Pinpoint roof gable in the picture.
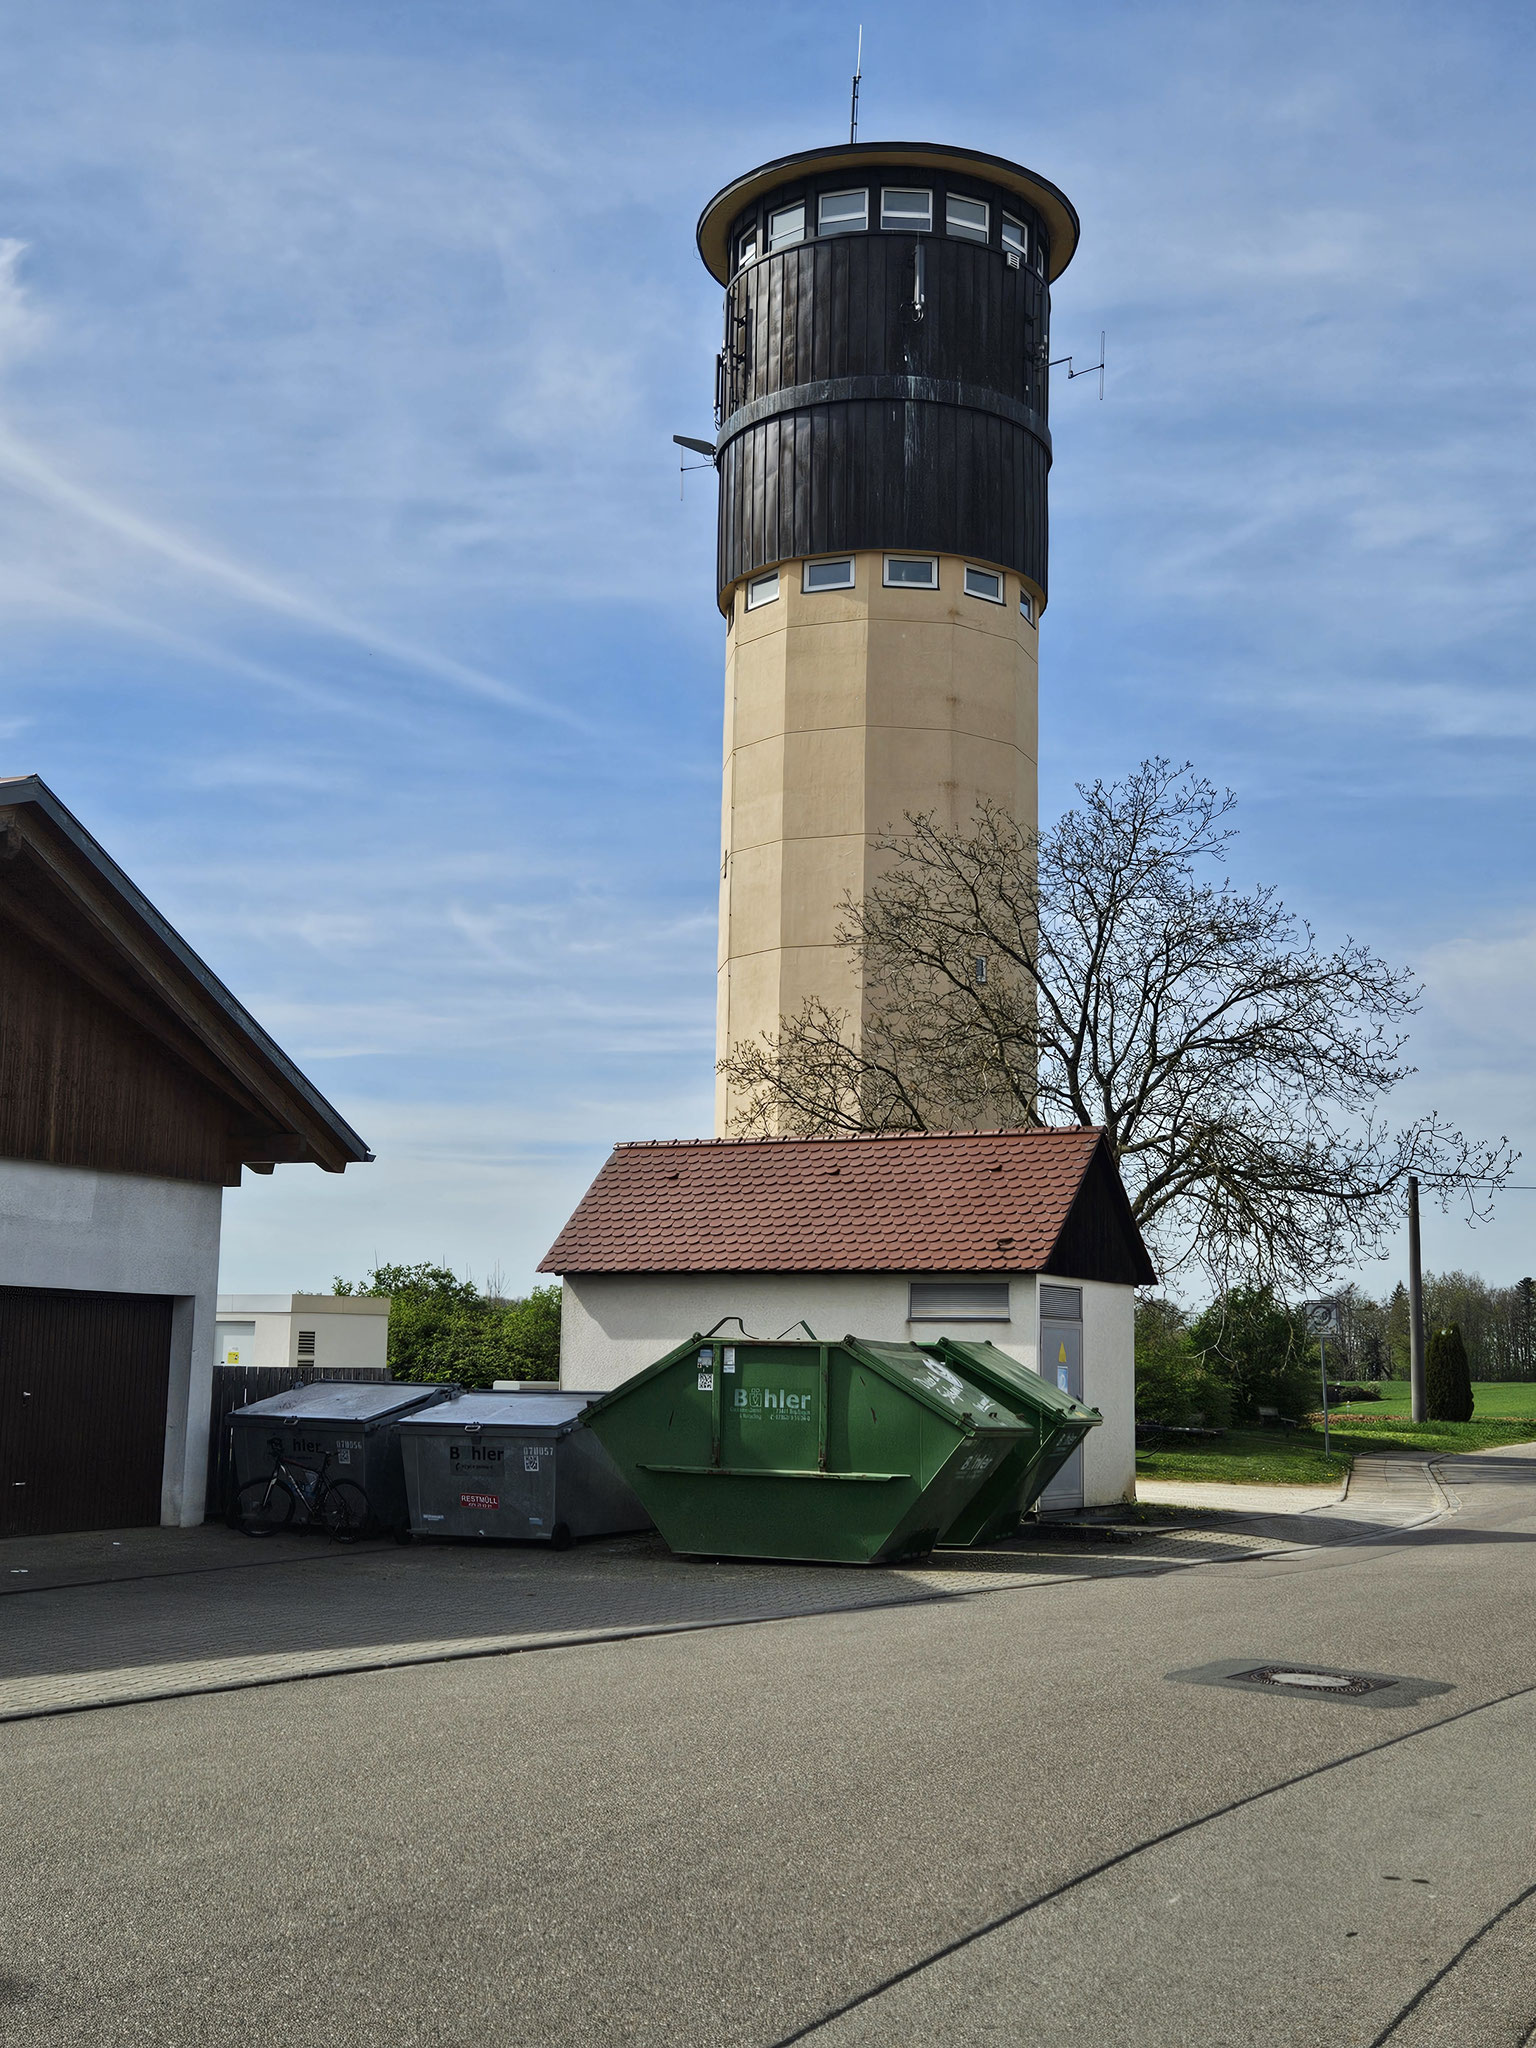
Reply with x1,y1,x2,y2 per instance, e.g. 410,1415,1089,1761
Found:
540,1129,1155,1284
0,776,370,1179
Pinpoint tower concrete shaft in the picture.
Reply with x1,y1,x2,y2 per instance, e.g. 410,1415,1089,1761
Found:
696,143,1078,1134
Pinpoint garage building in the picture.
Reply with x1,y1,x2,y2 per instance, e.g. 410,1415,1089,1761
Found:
0,776,372,1537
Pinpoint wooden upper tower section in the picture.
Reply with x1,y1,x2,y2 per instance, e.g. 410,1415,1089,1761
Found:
697,142,1080,613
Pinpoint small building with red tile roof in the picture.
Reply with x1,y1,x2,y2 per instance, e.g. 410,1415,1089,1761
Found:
541,1127,1154,1511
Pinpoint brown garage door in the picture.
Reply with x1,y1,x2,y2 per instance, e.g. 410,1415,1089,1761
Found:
0,1285,173,1537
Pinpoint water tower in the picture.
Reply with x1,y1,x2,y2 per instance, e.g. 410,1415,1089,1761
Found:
695,142,1080,1131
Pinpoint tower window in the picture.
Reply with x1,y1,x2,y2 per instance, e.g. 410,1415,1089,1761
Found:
946,195,989,244
736,225,759,269
884,555,938,589
1001,214,1027,260
880,188,932,232
964,565,1004,604
818,189,867,235
745,570,780,610
803,557,855,592
767,203,805,251
1019,591,1035,624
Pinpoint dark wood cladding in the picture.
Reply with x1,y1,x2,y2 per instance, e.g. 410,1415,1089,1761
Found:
0,788,370,1177
0,914,235,1184
1048,1146,1159,1288
713,195,1053,605
719,402,1048,598
723,231,1048,415
0,1284,173,1536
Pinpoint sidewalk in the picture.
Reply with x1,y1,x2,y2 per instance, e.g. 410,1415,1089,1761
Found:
1136,1453,1449,1526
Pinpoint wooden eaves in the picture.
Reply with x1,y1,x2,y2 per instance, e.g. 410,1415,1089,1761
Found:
0,775,372,1185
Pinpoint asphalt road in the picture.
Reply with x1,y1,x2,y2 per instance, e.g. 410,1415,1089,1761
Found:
4,1447,1535,2047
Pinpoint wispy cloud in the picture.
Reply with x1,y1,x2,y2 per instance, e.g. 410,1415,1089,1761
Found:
0,420,585,725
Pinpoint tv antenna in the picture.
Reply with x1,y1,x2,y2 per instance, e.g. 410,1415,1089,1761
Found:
849,26,863,144
1049,331,1106,400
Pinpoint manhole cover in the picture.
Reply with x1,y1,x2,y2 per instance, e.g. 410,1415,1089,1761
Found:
1227,1666,1391,1698
1167,1659,1453,1708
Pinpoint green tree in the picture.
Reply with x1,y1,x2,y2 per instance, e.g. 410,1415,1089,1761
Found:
1134,1297,1232,1426
1188,1284,1316,1421
332,1265,561,1388
1425,1324,1473,1422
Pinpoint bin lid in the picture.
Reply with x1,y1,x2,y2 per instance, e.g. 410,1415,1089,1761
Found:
396,1389,595,1436
933,1337,1101,1428
230,1383,452,1426
845,1340,1020,1430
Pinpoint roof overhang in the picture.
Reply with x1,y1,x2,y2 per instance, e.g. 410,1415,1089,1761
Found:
697,140,1080,285
0,774,372,1176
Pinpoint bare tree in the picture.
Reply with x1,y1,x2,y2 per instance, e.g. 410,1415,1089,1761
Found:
719,760,1515,1288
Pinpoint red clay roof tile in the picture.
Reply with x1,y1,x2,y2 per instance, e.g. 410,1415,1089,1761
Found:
539,1128,1117,1274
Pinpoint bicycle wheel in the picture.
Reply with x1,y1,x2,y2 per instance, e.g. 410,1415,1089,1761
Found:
319,1480,371,1542
234,1476,295,1536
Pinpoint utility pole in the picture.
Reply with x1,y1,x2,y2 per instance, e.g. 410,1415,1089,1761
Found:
1408,1174,1427,1423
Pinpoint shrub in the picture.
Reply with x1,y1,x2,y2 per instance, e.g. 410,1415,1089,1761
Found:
1425,1324,1473,1422
1135,1297,1233,1426
333,1264,561,1388
1188,1284,1317,1422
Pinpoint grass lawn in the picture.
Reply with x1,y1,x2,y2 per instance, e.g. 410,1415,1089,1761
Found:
1135,1414,1536,1487
1336,1381,1536,1418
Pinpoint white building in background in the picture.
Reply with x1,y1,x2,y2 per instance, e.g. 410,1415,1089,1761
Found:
215,1293,391,1377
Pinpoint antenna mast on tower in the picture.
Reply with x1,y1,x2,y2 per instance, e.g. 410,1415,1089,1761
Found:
849,26,863,144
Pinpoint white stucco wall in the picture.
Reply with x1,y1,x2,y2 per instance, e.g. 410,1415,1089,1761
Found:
0,1158,223,1527
558,1268,1135,1508
215,1295,390,1374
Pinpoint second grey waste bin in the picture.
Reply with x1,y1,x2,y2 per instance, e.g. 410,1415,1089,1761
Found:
228,1380,455,1533
398,1389,652,1545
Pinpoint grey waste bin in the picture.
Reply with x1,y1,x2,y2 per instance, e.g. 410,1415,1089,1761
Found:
398,1388,652,1546
229,1381,456,1533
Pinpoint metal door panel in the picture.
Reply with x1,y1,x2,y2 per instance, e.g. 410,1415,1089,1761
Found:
1038,1320,1084,1510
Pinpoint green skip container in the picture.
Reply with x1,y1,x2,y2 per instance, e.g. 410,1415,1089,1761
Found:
582,1333,1028,1566
929,1337,1102,1547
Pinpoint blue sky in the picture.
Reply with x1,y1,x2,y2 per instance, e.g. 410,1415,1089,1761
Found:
2,1,1533,1298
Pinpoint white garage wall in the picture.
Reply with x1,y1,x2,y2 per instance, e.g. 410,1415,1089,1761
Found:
559,1268,1135,1507
0,1159,223,1527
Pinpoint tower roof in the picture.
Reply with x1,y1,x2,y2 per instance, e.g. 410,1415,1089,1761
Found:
697,140,1080,284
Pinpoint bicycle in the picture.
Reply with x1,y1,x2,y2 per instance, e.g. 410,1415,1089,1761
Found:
231,1450,371,1542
